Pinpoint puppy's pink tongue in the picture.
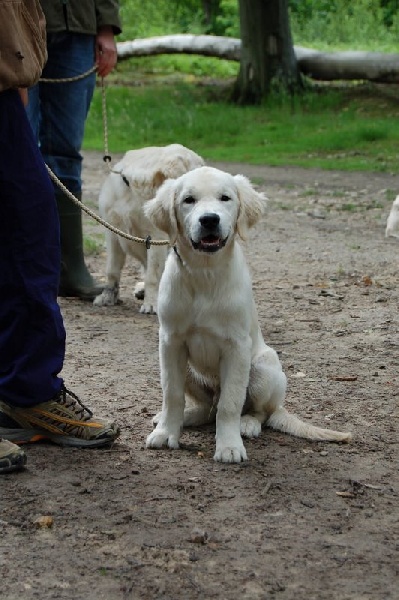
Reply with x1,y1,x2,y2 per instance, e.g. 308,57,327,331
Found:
202,236,220,247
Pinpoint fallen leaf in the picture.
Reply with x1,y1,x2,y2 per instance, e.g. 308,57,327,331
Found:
362,275,373,286
33,515,54,528
189,529,208,544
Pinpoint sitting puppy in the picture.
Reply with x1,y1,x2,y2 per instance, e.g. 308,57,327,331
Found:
145,166,352,463
93,144,204,313
385,195,399,238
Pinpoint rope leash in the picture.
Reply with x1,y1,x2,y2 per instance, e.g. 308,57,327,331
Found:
39,65,98,84
45,165,168,247
39,66,169,248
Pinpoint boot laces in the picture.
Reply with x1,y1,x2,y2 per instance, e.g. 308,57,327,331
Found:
56,385,93,421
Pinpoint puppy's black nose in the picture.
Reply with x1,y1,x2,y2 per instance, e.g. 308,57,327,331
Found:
199,213,220,229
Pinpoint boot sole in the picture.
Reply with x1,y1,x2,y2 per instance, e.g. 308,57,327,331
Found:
0,428,119,448
0,452,27,473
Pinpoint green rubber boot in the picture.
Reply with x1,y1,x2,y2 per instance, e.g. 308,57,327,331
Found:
56,191,104,301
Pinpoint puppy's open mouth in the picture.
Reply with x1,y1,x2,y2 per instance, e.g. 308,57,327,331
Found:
191,235,228,253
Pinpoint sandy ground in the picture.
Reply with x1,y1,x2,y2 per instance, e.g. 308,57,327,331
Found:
1,151,398,600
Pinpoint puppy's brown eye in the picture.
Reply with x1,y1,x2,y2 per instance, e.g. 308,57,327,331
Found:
183,196,196,204
220,194,231,202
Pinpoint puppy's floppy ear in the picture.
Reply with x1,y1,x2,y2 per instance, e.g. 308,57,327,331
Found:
152,170,167,189
144,178,178,243
151,153,204,190
234,174,267,239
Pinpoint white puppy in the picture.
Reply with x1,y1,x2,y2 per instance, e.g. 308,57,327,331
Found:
93,144,204,313
144,166,351,463
385,195,399,238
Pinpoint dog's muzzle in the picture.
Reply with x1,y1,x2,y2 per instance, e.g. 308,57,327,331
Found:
191,213,228,253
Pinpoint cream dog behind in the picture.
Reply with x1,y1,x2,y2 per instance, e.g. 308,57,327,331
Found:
93,144,204,313
145,166,352,463
385,195,399,238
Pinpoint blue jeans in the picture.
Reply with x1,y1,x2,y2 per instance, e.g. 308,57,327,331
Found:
26,32,96,194
0,90,66,407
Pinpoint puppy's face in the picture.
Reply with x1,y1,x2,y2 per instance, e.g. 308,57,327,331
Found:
145,166,266,252
176,168,242,253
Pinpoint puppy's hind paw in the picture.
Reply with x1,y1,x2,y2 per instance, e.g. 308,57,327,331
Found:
152,411,162,425
146,429,180,450
134,281,145,300
140,302,157,315
240,415,262,438
93,285,119,306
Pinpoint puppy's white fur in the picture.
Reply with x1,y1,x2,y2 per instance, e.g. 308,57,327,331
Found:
93,144,204,313
385,195,399,239
144,166,351,463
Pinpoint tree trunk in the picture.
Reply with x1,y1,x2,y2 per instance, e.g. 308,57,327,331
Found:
233,0,302,104
116,35,399,84
202,0,219,29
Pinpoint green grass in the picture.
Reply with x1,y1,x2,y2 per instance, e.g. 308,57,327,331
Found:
84,80,399,173
83,235,104,256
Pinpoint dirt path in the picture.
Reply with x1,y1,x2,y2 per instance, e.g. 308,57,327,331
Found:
2,152,398,600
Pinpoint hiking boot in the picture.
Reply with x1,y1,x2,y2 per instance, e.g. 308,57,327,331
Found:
0,439,27,473
0,385,120,448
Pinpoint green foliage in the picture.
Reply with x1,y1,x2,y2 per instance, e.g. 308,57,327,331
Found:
119,0,239,39
85,82,399,173
119,0,399,52
290,0,399,51
117,0,399,79
85,1,399,174
119,0,169,39
114,54,237,79
214,0,240,37
117,0,239,78
380,0,399,26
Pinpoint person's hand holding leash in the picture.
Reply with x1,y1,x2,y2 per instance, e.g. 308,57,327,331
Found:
96,26,118,77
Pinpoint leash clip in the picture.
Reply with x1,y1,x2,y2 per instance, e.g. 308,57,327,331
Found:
145,236,152,249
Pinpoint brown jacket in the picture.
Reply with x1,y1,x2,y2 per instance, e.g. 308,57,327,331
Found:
0,0,47,91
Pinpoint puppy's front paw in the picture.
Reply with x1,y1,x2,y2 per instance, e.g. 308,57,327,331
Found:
146,427,180,450
214,442,247,463
241,415,262,438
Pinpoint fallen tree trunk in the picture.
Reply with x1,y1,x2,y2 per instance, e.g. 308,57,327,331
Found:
295,47,399,83
117,34,241,62
117,34,399,83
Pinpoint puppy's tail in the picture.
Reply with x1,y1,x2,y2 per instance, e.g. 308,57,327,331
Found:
267,407,352,443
